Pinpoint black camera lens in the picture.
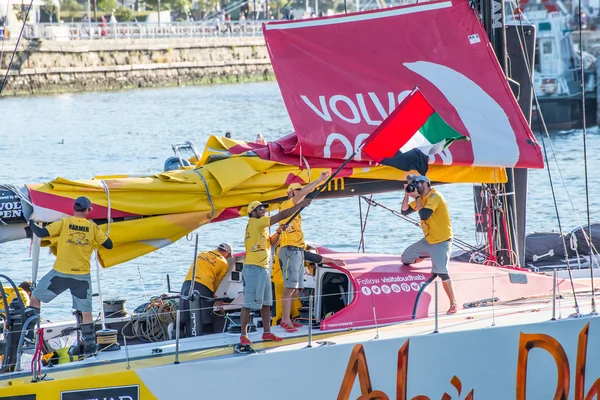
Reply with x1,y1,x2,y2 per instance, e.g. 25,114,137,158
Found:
405,183,416,193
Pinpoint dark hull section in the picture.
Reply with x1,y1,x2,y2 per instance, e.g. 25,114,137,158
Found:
532,95,597,131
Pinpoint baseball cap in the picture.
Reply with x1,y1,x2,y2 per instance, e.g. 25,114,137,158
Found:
288,183,302,191
74,196,92,211
407,174,430,183
247,201,269,214
217,243,233,254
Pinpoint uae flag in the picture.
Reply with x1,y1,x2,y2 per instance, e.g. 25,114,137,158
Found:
362,87,468,176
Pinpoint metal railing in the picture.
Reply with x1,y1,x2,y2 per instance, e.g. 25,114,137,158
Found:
2,270,593,376
23,20,266,41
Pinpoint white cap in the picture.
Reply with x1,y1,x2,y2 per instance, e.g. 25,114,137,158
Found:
217,243,233,254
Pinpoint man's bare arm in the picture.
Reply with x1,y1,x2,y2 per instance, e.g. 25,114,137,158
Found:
292,171,330,205
269,199,311,225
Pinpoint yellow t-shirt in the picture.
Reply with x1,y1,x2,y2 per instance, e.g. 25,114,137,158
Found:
279,198,304,248
46,216,109,275
0,287,30,310
409,188,452,244
184,250,229,293
244,216,271,268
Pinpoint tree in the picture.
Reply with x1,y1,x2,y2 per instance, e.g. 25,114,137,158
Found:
98,0,118,12
115,5,134,20
195,0,219,15
287,0,339,14
60,0,82,21
42,0,59,22
171,0,190,17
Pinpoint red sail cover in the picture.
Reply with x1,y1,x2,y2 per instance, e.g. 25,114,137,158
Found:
263,0,544,169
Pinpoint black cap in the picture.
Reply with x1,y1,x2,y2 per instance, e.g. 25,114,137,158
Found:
74,196,92,211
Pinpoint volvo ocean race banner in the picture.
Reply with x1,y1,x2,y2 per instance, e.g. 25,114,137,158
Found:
263,0,544,169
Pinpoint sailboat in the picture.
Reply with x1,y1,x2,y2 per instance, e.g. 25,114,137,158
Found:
1,0,599,398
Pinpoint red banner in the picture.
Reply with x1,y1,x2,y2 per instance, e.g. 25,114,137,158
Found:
263,0,544,169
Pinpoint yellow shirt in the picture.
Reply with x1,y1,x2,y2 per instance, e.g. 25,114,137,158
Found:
244,216,271,268
46,216,109,275
409,188,452,244
279,198,304,248
0,287,29,310
184,250,229,293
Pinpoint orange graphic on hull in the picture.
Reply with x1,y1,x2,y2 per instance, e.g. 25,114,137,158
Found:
338,340,473,400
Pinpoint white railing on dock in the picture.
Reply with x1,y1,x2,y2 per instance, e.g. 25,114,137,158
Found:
23,21,266,41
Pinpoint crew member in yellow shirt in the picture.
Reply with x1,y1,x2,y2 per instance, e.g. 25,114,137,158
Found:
240,198,309,347
278,171,330,332
179,243,232,336
27,196,113,354
400,175,457,314
0,281,32,312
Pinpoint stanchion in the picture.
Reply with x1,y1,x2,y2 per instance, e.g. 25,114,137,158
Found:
174,309,181,364
433,281,439,334
552,268,557,321
307,295,313,348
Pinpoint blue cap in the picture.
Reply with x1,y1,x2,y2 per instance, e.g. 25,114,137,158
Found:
407,174,430,183
74,196,92,211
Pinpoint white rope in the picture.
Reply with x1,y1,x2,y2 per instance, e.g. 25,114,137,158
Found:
95,179,112,330
301,156,312,183
193,169,215,222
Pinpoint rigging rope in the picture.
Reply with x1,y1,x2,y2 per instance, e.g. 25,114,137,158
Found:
510,3,585,312
0,0,34,95
357,195,373,253
358,195,493,261
577,0,597,312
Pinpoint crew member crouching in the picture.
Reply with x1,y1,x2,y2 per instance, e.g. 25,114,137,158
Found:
179,243,232,336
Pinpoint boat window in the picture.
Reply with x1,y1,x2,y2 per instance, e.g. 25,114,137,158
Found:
542,41,553,55
320,271,349,319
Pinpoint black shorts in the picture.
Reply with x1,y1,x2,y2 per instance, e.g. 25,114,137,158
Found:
179,281,215,334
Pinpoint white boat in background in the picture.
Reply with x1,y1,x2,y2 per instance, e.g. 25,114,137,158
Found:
508,1,597,130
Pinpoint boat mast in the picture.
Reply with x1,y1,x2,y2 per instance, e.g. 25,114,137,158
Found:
480,0,529,268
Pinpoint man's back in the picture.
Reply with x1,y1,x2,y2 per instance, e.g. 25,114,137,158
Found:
185,250,229,292
47,216,108,275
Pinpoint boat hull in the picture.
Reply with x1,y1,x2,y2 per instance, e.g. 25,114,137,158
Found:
2,312,599,399
532,95,597,131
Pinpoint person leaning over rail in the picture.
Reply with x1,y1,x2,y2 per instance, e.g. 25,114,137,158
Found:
278,170,330,332
179,243,232,336
27,196,113,354
400,175,458,315
240,199,310,347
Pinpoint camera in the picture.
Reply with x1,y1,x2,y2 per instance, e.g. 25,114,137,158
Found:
405,183,417,193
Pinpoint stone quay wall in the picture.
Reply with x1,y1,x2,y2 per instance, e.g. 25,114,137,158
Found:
0,37,273,96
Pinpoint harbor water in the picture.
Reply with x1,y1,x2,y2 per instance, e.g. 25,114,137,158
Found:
1,81,599,321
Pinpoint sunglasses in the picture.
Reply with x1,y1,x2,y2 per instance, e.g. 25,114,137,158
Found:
255,206,266,211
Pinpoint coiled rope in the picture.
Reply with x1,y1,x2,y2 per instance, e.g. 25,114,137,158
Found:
122,296,179,342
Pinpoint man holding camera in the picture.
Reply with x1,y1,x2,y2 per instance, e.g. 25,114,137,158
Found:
400,175,457,314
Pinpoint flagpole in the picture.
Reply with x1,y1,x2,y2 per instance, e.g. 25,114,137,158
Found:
284,143,366,225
